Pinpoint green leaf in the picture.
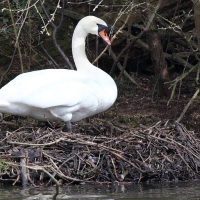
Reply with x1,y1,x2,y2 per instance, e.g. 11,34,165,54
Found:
3,18,8,24
7,27,13,32
48,61,53,65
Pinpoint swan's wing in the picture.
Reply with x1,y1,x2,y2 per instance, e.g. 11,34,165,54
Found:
26,80,99,109
0,69,99,110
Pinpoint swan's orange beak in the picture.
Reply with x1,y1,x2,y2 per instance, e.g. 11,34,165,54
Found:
99,29,111,45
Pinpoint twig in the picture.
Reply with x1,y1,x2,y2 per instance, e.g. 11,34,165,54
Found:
39,0,74,69
0,47,17,85
28,165,59,200
5,161,60,199
14,0,31,48
177,149,193,171
177,88,200,122
7,136,66,146
144,0,162,31
106,149,146,173
110,0,162,76
92,7,132,66
167,64,199,106
7,0,24,73
140,128,200,161
116,39,130,84
20,150,28,189
109,48,139,86
38,40,60,68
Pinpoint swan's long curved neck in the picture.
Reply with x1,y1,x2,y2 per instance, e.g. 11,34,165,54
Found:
71,21,116,89
72,24,92,71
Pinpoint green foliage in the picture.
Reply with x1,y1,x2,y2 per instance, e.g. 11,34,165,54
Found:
2,17,8,24
0,158,9,172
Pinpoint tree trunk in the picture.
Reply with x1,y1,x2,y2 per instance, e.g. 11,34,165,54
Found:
146,29,170,96
191,0,200,50
140,0,170,96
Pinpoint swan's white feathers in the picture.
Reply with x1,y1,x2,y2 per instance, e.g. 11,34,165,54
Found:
0,69,102,121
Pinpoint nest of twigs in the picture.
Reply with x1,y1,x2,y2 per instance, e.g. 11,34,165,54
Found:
0,118,200,186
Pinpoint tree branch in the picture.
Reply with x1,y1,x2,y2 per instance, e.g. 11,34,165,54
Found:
177,88,200,123
39,0,74,69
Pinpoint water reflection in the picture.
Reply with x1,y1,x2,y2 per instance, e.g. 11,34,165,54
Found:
0,181,200,200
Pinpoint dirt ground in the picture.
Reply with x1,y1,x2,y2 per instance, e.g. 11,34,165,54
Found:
108,74,200,134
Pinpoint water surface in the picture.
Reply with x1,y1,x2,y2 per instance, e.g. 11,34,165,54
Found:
0,181,200,200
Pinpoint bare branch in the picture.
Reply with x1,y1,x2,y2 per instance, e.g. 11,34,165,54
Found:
39,0,74,69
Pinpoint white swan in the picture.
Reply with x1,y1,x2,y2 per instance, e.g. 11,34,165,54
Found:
0,16,117,132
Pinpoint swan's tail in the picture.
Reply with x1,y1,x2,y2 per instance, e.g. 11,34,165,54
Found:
0,100,10,119
0,100,10,107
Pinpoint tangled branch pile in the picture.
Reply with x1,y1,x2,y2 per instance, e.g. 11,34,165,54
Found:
0,120,200,186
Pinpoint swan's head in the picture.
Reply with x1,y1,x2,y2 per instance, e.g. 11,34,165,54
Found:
79,16,111,45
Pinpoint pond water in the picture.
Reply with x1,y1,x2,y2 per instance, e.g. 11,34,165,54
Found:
0,181,200,200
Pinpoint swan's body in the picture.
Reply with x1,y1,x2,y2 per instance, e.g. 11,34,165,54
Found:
0,16,117,131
